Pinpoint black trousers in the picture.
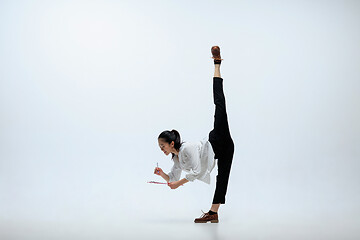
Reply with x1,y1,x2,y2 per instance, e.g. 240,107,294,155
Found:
208,77,235,204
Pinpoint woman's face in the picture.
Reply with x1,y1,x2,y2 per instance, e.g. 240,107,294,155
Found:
158,138,174,156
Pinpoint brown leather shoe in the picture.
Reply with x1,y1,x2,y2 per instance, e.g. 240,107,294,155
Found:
211,46,222,64
194,210,219,223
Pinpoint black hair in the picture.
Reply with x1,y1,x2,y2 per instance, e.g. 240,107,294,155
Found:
158,129,183,159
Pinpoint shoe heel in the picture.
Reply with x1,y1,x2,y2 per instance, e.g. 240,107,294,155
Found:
211,220,219,223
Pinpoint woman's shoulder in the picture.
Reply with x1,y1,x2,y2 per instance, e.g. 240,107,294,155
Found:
180,141,201,154
180,141,196,149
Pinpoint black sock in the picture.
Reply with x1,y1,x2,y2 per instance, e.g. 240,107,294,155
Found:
208,210,217,215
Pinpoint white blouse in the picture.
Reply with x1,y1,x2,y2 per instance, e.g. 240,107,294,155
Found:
167,136,216,184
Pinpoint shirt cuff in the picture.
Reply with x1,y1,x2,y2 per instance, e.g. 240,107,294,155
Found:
168,172,174,182
185,174,197,182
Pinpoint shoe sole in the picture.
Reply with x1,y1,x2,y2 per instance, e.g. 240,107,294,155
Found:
194,220,219,223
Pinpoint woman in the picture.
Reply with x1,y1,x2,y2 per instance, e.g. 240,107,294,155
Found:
154,46,235,223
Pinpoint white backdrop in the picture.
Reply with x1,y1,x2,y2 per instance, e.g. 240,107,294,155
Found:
1,0,359,239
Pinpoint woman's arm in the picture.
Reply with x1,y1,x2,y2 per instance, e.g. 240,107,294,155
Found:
179,178,189,185
168,178,189,189
183,146,202,182
167,159,182,182
154,167,170,182
160,171,170,182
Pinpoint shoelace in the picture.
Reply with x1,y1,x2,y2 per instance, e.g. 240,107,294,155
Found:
199,210,209,218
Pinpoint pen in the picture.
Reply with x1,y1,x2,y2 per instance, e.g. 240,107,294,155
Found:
148,181,167,184
157,162,159,173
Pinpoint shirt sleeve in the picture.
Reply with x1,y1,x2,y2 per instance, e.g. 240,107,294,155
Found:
183,145,202,182
167,158,182,182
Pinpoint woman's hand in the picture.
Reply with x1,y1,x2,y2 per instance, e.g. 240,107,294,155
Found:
168,181,181,189
154,167,163,176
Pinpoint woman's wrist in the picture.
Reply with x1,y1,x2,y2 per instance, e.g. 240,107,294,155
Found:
179,178,189,185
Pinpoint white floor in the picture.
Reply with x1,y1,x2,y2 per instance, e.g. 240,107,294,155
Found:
2,213,359,240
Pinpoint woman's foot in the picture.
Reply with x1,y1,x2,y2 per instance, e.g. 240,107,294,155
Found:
211,46,222,64
194,210,219,223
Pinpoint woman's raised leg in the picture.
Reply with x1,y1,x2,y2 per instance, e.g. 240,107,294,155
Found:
195,46,234,223
214,63,221,78
209,47,234,210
